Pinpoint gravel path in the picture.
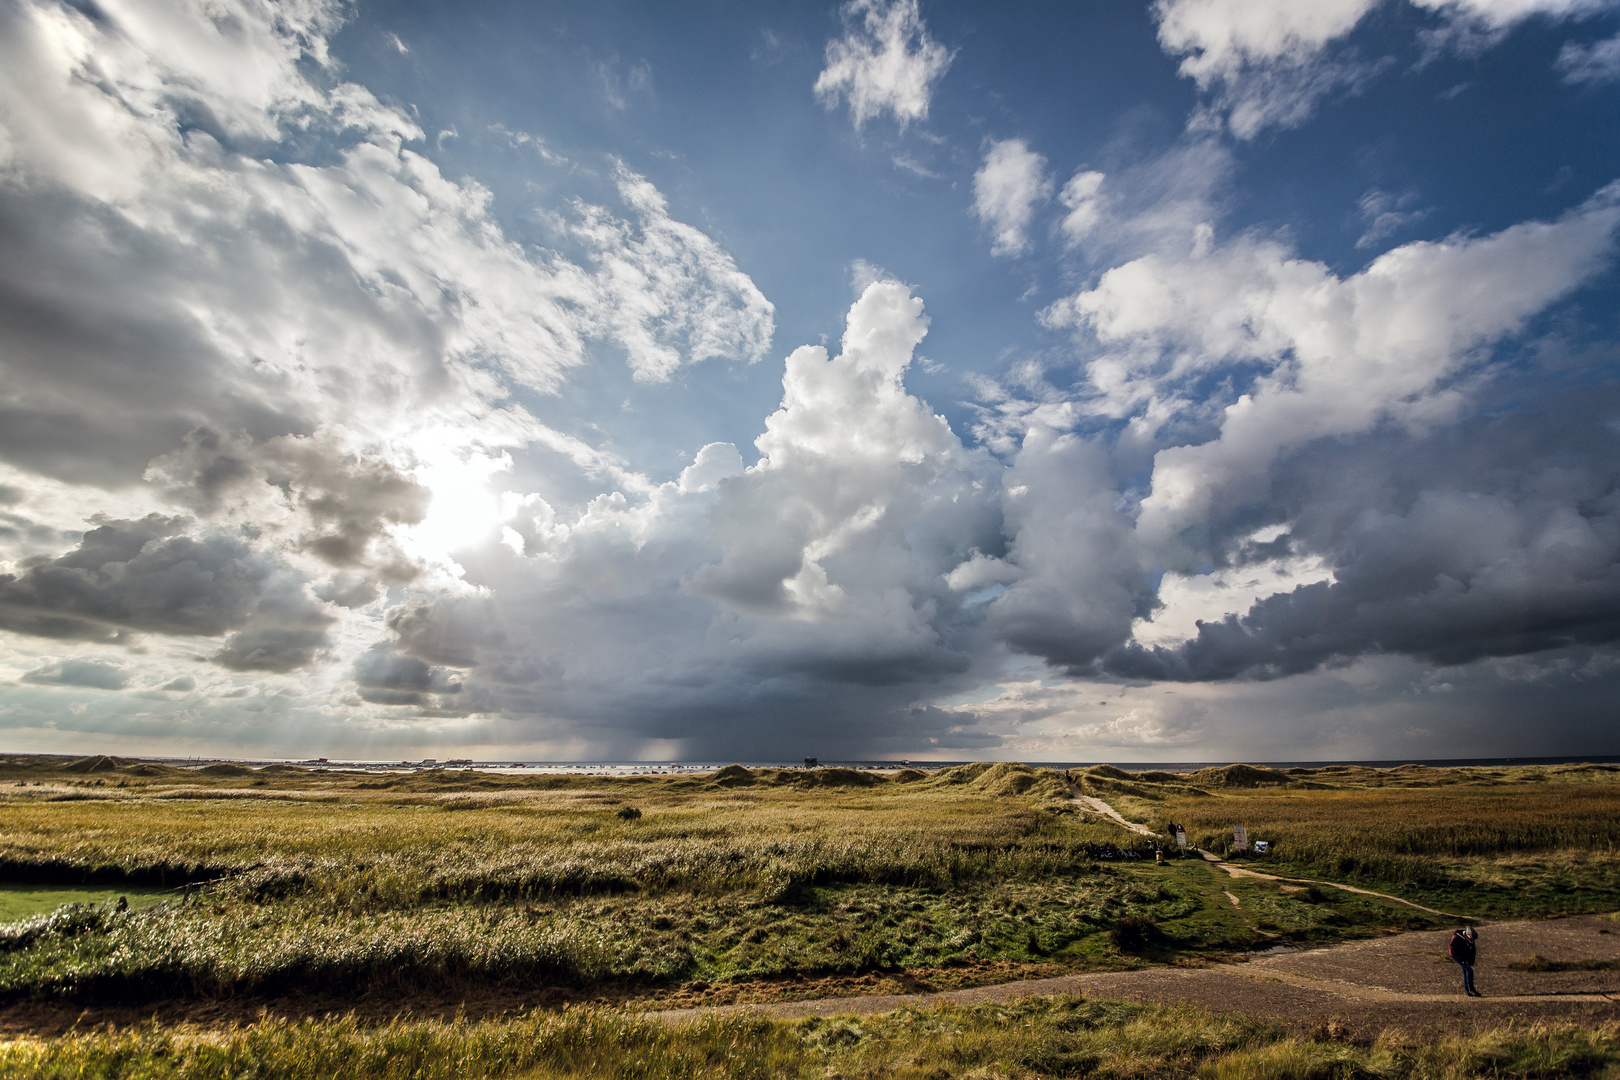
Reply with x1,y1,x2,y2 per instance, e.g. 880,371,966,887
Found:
647,916,1620,1034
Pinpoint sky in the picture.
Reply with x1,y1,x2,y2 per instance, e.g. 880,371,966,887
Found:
1,0,1619,763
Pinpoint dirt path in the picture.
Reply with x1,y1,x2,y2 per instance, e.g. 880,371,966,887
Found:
1199,853,1466,919
648,916,1620,1035
1066,783,1156,836
1069,785,1463,919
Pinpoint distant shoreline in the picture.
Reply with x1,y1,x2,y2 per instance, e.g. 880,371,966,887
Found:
4,752,1618,776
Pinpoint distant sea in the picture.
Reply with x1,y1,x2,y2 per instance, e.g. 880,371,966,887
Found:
271,754,1620,772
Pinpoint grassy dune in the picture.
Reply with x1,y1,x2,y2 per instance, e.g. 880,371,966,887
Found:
2,756,1619,1077
0,759,1184,1004
1076,762,1620,917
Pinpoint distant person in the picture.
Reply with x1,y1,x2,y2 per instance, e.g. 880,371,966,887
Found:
1448,926,1480,996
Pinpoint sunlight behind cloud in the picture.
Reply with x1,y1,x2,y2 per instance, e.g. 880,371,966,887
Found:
399,442,513,571
1,0,1618,762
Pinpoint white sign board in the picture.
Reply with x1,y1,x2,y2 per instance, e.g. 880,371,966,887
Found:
1232,825,1248,852
1253,840,1269,854
1175,826,1187,849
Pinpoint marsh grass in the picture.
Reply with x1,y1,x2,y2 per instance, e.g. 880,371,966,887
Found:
1052,762,1620,919
0,763,1188,1003
1,998,1616,1080
2,758,1617,1010
1155,784,1620,916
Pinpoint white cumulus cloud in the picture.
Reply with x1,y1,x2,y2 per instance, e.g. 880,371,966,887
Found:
1057,169,1107,248
1154,0,1619,137
814,0,953,130
1153,0,1380,137
1045,182,1620,563
973,139,1051,258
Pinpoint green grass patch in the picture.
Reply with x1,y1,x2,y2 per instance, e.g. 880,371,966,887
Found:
0,885,170,922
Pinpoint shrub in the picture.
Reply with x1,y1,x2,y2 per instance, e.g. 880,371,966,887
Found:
1109,914,1159,953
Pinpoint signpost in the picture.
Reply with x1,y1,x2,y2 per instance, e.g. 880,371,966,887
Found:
1232,825,1248,853
1175,826,1187,849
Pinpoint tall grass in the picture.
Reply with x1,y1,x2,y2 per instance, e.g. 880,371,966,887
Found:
0,765,1164,1003
2,998,1615,1080
0,867,1186,1002
5,759,1618,1009
0,899,611,1000
0,798,1110,907
1160,784,1620,902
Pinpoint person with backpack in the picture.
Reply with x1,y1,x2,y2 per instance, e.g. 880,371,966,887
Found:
1448,926,1481,996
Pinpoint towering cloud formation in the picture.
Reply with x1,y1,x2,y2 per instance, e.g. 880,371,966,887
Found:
0,0,779,746
382,280,1009,756
1,0,1617,763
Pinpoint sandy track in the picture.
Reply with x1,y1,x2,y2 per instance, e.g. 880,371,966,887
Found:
1069,794,1157,836
1198,851,1466,919
1070,786,1464,919
648,916,1620,1033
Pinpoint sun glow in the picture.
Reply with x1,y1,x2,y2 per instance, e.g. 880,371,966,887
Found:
398,442,514,565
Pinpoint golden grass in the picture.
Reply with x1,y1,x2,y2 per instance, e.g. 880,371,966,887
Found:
1124,769,1620,913
1,757,1617,1013
0,1000,1614,1080
0,762,1178,1003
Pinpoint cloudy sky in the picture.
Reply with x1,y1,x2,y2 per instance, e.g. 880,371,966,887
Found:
1,0,1618,763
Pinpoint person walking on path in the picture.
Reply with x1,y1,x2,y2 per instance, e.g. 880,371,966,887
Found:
1448,926,1481,996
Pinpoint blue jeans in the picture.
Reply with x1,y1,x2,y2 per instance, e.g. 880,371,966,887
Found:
1457,961,1476,994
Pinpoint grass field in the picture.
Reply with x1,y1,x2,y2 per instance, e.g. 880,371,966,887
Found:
1,754,1618,1078
1076,762,1620,919
0,759,1210,1005
2,997,1616,1080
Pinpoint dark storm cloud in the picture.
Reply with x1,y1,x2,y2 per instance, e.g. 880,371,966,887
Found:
21,658,129,691
0,516,269,640
214,580,337,673
982,431,1150,669
385,598,505,667
482,666,1000,761
1102,396,1620,681
764,641,972,686
149,428,431,584
0,514,334,669
0,190,314,487
352,643,464,707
